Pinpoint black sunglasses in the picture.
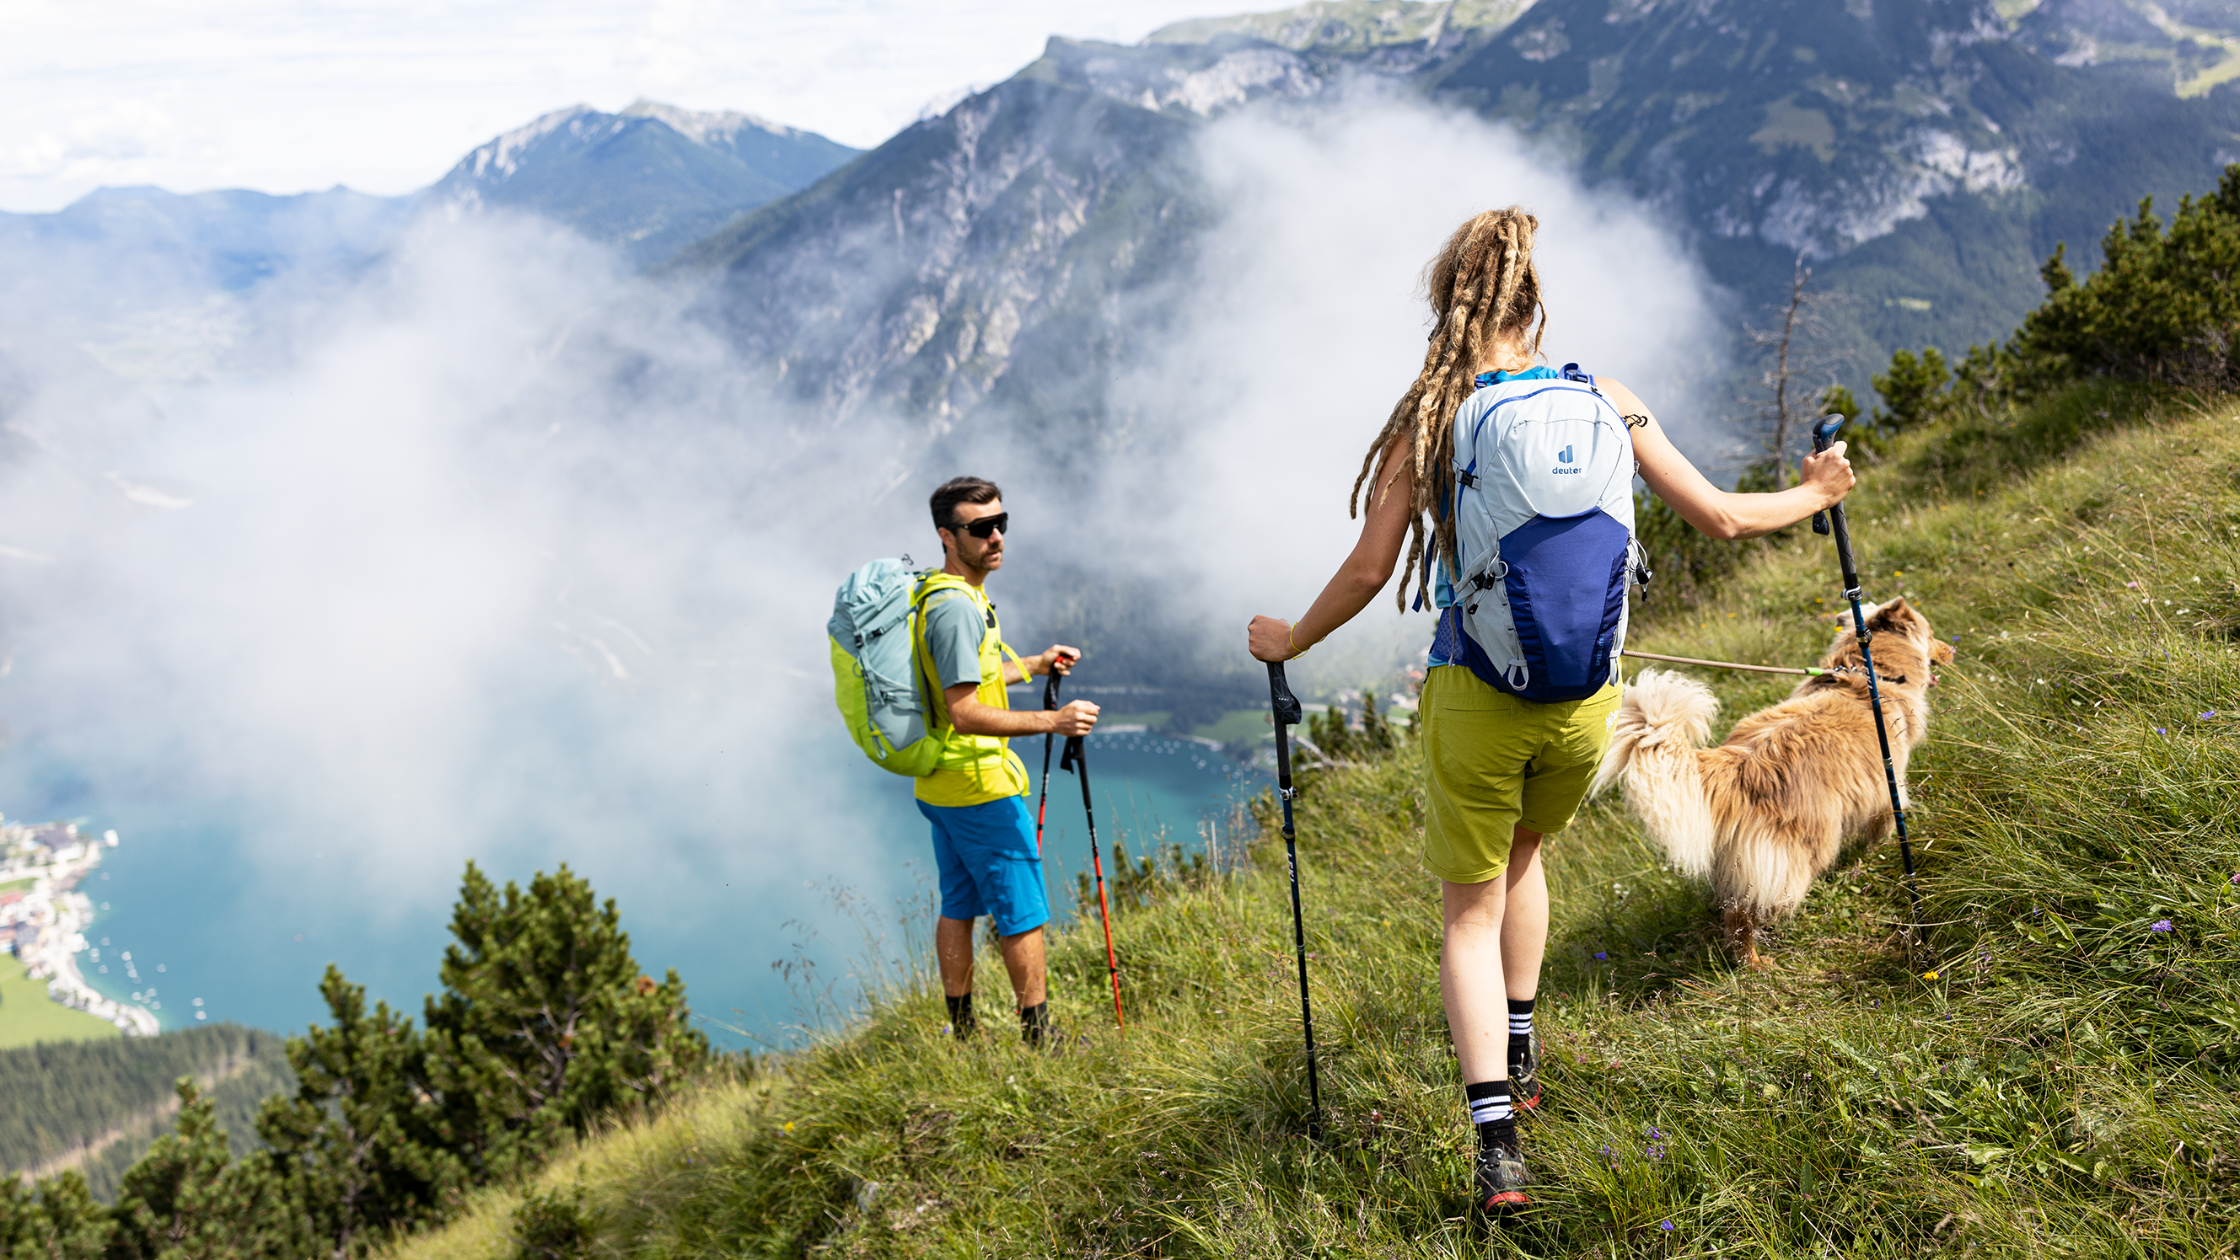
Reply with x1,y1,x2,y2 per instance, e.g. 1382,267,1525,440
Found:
946,511,1008,539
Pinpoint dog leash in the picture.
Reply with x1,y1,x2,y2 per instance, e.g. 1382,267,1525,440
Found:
1622,650,1900,683
1622,650,1822,677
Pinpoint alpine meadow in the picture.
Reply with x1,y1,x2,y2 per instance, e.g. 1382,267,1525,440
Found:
3,0,2240,1257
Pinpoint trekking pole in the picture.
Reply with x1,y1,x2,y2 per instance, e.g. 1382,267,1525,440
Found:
1266,660,1323,1140
1059,729,1125,1027
1033,670,1062,858
1812,415,1927,952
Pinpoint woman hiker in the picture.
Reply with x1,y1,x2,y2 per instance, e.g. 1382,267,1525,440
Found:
1246,206,1856,1213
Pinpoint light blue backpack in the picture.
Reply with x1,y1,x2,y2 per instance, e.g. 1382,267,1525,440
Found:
1446,364,1650,703
827,556,943,776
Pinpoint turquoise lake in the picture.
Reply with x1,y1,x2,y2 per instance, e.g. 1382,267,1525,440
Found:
0,683,1263,1049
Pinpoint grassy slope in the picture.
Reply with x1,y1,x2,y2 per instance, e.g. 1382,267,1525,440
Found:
0,955,122,1050
391,383,2239,1258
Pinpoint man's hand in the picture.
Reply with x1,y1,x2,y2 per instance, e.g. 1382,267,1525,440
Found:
1247,615,1295,663
1051,699,1100,737
1800,440,1855,510
1036,645,1082,676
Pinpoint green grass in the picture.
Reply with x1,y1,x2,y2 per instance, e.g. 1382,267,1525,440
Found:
0,956,123,1051
387,383,2240,1257
1190,707,1273,746
0,877,36,894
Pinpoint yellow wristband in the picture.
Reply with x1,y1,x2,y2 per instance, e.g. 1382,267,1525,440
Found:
1287,621,1311,659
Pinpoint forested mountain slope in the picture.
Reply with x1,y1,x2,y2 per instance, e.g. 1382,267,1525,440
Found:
678,0,2240,448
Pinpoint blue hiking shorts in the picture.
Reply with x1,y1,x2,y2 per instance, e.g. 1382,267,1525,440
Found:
917,795,1050,937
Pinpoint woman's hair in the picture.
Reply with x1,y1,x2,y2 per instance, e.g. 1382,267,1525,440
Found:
1351,207,1544,608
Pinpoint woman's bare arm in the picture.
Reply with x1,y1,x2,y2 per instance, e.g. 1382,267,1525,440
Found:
1602,377,1854,539
1248,441,1415,662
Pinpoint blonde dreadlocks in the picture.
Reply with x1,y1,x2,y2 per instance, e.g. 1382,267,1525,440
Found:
1350,207,1545,609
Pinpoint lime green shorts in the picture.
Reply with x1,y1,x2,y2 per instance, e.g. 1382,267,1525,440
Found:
1420,664,1621,885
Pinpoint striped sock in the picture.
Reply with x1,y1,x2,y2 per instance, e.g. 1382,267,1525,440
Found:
1464,1079,1515,1149
1507,997,1535,1040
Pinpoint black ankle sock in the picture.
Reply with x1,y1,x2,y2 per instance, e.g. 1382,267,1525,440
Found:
1019,1001,1049,1046
945,993,974,1037
1506,997,1535,1041
1464,1079,1516,1150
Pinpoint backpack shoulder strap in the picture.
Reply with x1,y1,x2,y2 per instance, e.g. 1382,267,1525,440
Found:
911,573,988,729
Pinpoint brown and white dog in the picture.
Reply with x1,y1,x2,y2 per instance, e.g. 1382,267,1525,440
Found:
1591,599,1956,967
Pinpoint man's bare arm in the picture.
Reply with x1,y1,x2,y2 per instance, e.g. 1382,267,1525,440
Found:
947,683,1099,737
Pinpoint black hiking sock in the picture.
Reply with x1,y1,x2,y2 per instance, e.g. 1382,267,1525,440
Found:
1019,1001,1049,1046
1507,997,1535,1062
1506,997,1535,1039
1464,1079,1517,1151
946,993,974,1038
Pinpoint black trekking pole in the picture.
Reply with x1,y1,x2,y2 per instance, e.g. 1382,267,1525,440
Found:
1266,661,1323,1139
1812,415,1927,952
1033,669,1062,858
1059,728,1125,1027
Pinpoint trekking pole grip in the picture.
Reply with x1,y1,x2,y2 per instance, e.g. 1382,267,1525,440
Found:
1810,413,1846,538
1267,661,1303,727
1044,667,1062,711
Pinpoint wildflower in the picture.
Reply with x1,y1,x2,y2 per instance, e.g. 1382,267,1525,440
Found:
2127,581,2139,589
2229,872,2240,887
2150,919,2174,933
1645,1125,1664,1139
1661,1220,1675,1232
2202,711,2218,719
783,1121,795,1133
2157,727,2168,735
1647,1144,1667,1160
1594,951,1608,961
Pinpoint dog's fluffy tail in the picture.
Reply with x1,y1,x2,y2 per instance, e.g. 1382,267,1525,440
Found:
1593,669,1720,878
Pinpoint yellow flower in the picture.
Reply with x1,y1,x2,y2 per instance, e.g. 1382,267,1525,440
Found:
783,1122,795,1133
1921,970,1939,980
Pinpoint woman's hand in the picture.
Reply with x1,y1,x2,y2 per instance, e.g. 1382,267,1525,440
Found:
1798,440,1855,509
1247,614,1295,662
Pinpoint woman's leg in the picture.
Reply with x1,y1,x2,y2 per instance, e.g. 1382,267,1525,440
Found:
1441,873,1509,1084
1441,824,1546,1080
1501,827,1546,1001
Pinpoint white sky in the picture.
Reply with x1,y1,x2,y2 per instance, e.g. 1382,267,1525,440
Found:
0,1,1239,212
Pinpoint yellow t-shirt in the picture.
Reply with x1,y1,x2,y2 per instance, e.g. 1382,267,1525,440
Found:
912,576,1030,807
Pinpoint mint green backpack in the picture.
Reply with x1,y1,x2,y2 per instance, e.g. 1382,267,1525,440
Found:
828,557,945,776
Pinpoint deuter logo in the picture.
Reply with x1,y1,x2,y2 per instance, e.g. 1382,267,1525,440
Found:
1552,443,1581,474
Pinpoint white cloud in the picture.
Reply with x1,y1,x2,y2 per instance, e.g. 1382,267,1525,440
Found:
1115,96,1729,688
0,0,1226,210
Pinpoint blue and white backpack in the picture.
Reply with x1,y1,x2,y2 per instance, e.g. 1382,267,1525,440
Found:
1442,364,1651,703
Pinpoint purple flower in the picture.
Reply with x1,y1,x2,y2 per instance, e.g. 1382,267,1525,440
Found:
2150,919,2174,933
2229,872,2240,887
2157,727,2168,735
1645,1125,1665,1139
1593,951,1608,961
1647,1144,1667,1160
2203,711,2219,719
1661,1220,1675,1232
2127,581,2140,589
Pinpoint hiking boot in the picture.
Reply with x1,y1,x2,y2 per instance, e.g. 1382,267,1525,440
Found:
1475,1139,1533,1213
1508,1032,1542,1113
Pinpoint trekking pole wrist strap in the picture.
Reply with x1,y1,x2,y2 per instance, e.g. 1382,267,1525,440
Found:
1287,621,1312,659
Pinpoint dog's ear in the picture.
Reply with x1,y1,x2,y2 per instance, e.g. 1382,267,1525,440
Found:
1864,597,1921,635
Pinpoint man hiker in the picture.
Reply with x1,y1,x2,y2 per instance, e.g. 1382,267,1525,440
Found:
915,476,1099,1044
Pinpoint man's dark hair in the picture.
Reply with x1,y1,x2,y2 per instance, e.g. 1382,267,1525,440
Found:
930,476,1002,529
